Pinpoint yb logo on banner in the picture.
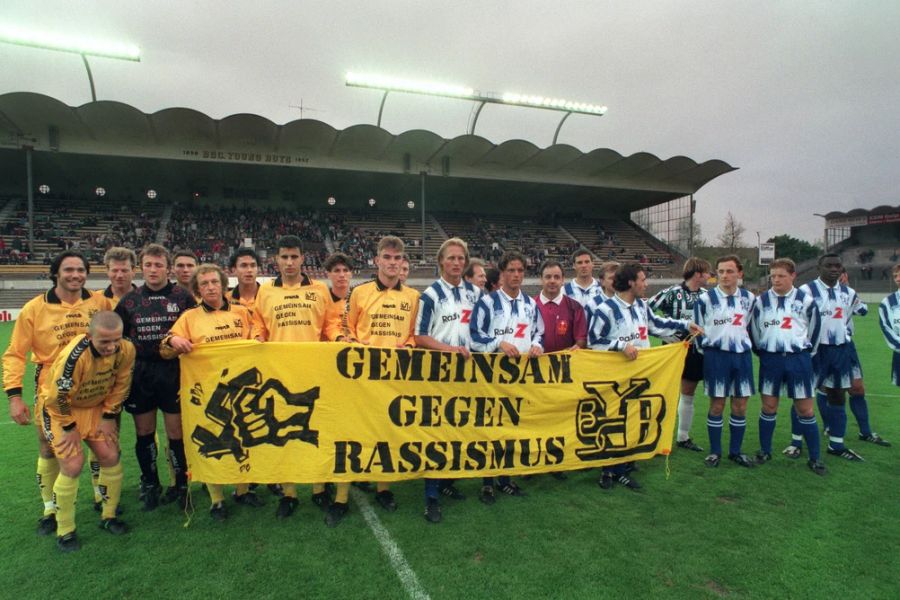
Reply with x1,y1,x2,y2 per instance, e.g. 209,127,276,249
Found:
574,378,665,461
191,367,320,462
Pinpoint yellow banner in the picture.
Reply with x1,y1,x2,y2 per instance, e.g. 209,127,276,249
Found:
179,342,687,484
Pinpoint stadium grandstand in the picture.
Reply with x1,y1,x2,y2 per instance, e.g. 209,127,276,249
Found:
818,206,900,293
0,91,735,304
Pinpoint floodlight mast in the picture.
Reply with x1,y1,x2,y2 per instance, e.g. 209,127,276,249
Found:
0,25,140,102
346,72,606,144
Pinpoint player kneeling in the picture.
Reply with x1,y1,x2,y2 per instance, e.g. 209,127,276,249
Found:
40,311,135,552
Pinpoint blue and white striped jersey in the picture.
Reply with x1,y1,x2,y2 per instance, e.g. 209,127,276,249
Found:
879,291,900,352
588,294,688,351
415,278,482,347
470,289,544,353
564,278,601,307
846,294,868,337
799,278,863,346
693,287,755,353
749,287,820,354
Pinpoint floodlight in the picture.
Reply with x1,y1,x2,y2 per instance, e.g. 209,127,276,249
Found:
38,184,49,194
0,25,140,61
146,189,157,199
95,186,106,197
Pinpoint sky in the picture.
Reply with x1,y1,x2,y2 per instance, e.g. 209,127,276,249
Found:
3,1,899,244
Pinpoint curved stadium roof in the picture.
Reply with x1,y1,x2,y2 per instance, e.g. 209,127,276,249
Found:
0,92,736,215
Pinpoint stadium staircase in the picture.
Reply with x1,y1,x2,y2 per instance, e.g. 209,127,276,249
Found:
0,198,21,226
156,204,173,244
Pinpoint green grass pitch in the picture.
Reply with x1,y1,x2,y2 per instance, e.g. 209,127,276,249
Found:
0,318,897,599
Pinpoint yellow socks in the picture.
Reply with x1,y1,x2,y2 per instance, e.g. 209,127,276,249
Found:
235,483,250,495
98,462,124,520
88,449,102,504
36,456,60,516
335,483,350,504
208,484,225,505
281,483,297,499
52,473,79,537
376,482,390,493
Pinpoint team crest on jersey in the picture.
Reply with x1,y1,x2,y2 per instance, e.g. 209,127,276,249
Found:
191,367,319,463
791,300,804,314
305,291,317,301
740,297,752,311
56,376,74,392
401,302,411,312
574,378,666,461
166,303,180,313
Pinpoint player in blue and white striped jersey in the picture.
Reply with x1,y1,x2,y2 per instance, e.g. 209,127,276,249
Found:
587,262,701,490
469,251,543,501
879,264,900,386
795,254,877,461
692,255,756,469
414,238,481,522
583,260,618,321
835,268,889,447
470,252,545,356
563,248,601,306
748,258,826,475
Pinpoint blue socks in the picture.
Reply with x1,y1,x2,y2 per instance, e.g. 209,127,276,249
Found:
816,391,830,429
789,405,803,449
828,403,848,451
849,394,871,436
729,416,747,456
798,414,821,461
707,413,724,456
758,411,778,454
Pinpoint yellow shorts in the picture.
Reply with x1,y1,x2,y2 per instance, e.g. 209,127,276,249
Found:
40,401,108,459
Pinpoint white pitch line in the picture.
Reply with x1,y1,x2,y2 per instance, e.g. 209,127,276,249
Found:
351,488,431,600
867,393,900,399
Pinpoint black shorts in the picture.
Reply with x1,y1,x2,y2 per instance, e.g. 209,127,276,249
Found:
124,359,181,415
682,344,704,383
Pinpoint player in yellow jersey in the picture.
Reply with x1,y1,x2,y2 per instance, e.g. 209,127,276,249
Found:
40,311,135,552
326,236,419,526
161,264,259,521
87,246,138,510
323,252,354,342
252,235,330,520
172,250,199,293
228,248,262,315
3,251,109,535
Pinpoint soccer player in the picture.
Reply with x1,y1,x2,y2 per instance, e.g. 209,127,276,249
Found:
322,252,354,342
535,259,587,482
564,248,600,306
115,244,197,510
470,250,544,502
748,258,826,475
648,257,712,452
161,264,257,521
399,253,411,285
836,268,889,446
588,262,698,489
414,238,481,523
87,246,138,510
326,236,420,525
3,250,109,535
172,250,199,292
98,247,138,303
41,311,135,552
879,264,900,386
228,248,262,315
693,255,757,468
252,235,330,519
792,254,876,461
464,258,487,290
484,267,501,294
